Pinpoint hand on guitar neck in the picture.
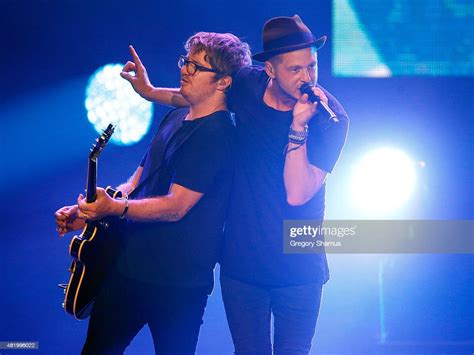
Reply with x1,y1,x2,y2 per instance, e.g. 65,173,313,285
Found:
55,205,85,237
55,186,126,237
77,187,127,221
55,187,125,236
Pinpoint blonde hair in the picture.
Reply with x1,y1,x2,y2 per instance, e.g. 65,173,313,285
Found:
185,32,252,79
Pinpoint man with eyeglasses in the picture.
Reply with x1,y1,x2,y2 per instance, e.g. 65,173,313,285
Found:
55,32,251,354
122,15,349,355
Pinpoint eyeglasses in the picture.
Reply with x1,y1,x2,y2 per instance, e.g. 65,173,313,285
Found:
178,55,220,76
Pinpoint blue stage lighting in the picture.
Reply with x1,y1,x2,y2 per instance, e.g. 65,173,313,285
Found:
85,64,153,145
351,147,417,214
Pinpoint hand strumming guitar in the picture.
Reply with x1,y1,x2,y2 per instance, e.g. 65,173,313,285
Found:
55,205,85,237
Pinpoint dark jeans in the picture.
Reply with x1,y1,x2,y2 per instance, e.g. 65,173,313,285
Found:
220,273,323,355
82,271,209,354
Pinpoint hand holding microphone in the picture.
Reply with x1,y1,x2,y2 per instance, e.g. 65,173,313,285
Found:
299,83,339,122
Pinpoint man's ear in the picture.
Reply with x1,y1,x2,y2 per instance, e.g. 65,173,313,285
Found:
217,76,232,92
264,61,275,79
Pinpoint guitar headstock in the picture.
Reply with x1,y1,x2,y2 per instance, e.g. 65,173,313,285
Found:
89,124,115,161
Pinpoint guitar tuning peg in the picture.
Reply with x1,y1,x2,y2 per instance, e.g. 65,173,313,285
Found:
61,302,65,308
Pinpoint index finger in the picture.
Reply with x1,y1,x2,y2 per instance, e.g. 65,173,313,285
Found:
299,93,309,104
55,210,68,218
128,45,143,67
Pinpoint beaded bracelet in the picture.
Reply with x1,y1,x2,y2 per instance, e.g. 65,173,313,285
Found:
288,124,308,145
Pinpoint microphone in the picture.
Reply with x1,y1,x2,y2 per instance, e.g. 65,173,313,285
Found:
300,83,339,122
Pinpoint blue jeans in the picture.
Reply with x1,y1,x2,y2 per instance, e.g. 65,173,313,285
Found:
220,273,323,355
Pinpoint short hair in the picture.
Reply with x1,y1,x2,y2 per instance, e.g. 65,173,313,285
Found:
268,46,318,66
185,32,252,79
268,54,283,65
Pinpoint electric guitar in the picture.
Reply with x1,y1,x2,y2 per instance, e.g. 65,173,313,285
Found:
59,124,122,320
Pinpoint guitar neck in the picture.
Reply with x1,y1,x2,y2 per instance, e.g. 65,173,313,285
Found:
86,158,97,203
84,123,115,204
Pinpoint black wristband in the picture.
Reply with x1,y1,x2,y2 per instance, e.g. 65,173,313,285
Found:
288,124,308,144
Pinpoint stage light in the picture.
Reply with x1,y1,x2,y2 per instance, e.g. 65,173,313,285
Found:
351,147,416,214
85,64,153,145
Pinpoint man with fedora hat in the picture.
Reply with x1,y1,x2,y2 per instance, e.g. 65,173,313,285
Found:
122,15,349,354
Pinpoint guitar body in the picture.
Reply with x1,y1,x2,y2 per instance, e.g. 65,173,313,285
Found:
64,215,122,319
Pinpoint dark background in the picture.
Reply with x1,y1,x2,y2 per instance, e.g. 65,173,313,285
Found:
1,0,472,353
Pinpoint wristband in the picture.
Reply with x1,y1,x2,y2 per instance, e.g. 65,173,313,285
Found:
288,124,308,144
119,198,129,219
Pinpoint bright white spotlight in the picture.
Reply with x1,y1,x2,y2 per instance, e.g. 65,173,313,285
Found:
351,147,416,214
85,63,153,145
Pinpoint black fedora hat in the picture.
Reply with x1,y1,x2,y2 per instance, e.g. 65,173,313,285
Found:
252,15,326,62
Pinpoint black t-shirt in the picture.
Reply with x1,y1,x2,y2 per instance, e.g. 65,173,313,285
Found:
117,108,235,291
221,66,349,287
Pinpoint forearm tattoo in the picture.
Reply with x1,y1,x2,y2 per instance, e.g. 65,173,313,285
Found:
158,213,180,221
